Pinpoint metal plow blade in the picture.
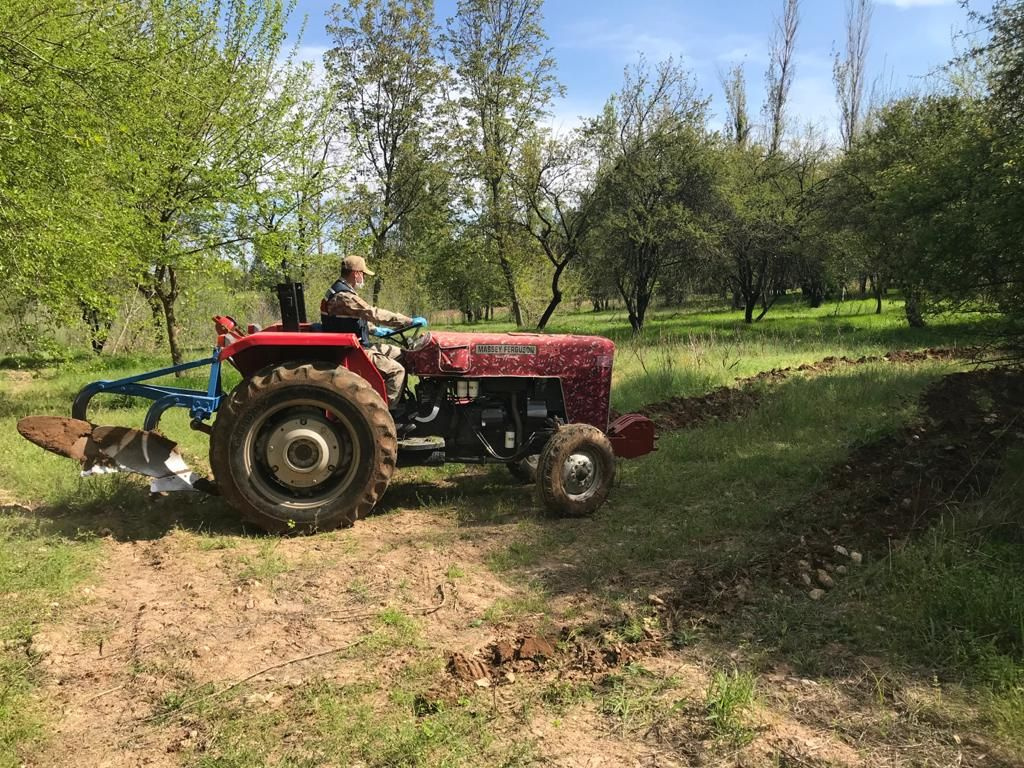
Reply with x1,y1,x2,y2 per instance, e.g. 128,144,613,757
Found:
17,416,214,494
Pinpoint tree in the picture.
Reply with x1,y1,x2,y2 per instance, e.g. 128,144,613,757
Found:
834,0,872,153
715,146,799,323
973,1,1024,340
514,130,598,329
326,0,445,304
242,79,346,289
0,0,146,352
764,0,799,155
587,58,717,334
445,0,561,327
123,0,305,366
721,63,752,148
840,95,992,327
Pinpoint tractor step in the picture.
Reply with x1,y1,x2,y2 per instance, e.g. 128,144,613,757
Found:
397,435,445,451
396,436,445,467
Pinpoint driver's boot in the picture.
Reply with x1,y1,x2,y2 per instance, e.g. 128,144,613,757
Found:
390,401,417,436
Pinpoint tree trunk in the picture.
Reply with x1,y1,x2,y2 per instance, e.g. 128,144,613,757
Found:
904,292,925,328
80,305,111,355
371,233,386,305
498,255,523,326
744,296,757,323
537,261,568,330
871,274,883,314
158,294,185,369
152,264,185,372
859,274,868,296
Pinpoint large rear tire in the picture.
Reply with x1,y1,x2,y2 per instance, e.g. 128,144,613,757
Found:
536,424,615,517
210,362,397,534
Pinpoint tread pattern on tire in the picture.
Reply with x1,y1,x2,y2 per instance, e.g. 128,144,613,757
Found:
536,423,615,518
210,361,397,534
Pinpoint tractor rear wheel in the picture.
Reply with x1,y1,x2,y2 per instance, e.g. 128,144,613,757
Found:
536,424,615,517
210,362,397,534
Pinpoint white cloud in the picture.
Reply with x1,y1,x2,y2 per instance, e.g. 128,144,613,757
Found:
875,0,955,7
561,19,684,64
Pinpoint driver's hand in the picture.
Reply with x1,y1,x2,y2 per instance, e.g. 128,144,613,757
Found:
411,316,428,328
372,326,394,337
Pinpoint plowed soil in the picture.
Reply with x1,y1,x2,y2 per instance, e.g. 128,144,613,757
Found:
638,347,980,432
670,366,1024,609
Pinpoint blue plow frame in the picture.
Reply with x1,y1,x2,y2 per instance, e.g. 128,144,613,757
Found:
71,349,224,431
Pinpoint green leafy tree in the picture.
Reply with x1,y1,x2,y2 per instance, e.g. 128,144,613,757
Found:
840,95,992,326
326,0,446,303
0,0,145,352
122,0,305,365
513,130,598,329
973,1,1024,338
445,0,561,327
587,58,717,334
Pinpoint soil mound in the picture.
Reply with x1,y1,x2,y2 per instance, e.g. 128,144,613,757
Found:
672,367,1024,609
638,346,981,433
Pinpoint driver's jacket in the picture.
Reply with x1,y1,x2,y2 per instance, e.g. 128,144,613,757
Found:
320,279,412,345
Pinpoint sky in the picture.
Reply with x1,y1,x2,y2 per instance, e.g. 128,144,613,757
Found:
286,0,992,142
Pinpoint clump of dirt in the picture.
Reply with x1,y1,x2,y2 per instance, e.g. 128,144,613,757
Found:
446,631,633,687
16,416,94,460
637,346,981,433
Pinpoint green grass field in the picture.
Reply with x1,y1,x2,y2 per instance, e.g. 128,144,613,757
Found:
0,300,1021,767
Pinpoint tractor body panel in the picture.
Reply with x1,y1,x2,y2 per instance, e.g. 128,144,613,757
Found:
403,331,615,431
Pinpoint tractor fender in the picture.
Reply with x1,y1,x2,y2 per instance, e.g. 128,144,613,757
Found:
219,332,388,404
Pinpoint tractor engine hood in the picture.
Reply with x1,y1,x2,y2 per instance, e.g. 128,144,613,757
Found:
403,331,615,431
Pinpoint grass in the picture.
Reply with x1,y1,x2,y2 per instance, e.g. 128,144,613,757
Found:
234,540,290,585
599,663,683,735
455,296,999,413
177,671,534,767
0,299,1021,764
704,667,757,744
0,516,98,766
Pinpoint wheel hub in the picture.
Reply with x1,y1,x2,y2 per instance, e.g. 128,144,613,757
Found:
265,417,340,488
562,451,599,498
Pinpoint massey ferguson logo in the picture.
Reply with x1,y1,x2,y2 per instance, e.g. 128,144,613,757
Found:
474,344,537,355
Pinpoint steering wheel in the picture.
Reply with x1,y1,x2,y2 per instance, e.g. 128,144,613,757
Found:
380,322,431,352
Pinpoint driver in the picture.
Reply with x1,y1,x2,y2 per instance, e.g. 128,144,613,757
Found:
320,255,425,408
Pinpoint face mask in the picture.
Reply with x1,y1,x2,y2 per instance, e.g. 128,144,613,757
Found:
354,276,365,290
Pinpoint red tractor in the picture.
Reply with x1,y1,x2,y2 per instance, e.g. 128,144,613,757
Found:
20,285,656,533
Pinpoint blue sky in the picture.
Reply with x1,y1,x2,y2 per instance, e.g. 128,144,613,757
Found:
288,0,991,140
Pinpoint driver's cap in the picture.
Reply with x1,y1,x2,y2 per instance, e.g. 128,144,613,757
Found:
341,255,375,276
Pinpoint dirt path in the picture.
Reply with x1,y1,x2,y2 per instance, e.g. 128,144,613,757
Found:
29,508,522,766
24,499,884,768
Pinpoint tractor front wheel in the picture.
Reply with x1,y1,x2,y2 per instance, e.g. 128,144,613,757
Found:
536,424,615,517
210,362,397,534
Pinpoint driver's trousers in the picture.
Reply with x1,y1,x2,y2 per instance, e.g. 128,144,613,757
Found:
368,343,405,408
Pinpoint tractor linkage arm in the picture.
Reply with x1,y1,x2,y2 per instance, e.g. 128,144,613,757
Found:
71,350,224,432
